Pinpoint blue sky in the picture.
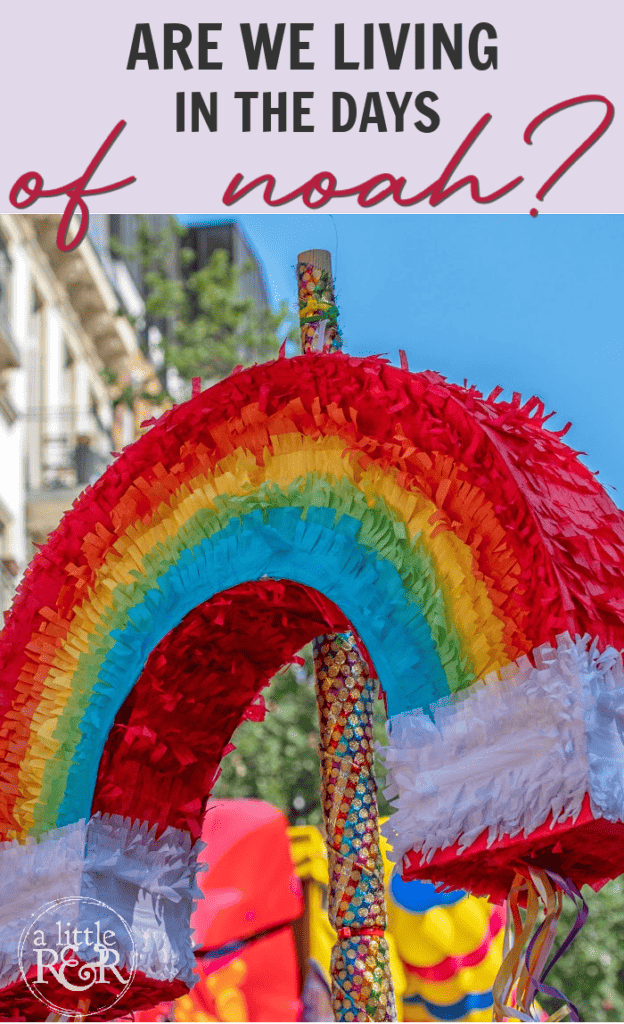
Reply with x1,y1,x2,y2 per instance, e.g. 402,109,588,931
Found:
178,214,623,506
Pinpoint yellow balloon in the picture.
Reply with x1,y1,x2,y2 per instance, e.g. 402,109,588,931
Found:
445,898,488,954
392,905,456,966
460,967,476,992
391,908,439,965
420,907,454,950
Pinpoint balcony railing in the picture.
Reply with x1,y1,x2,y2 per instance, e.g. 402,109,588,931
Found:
25,409,113,494
26,424,114,543
35,437,112,491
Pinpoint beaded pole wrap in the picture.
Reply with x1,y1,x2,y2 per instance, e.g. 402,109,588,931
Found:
297,249,394,1021
315,634,396,1022
297,249,343,354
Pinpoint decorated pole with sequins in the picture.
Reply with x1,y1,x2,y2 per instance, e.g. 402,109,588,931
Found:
297,251,396,1022
297,249,342,354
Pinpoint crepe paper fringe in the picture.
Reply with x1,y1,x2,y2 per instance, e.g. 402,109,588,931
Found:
0,813,202,991
381,633,624,868
0,820,86,987
315,633,396,1021
0,967,187,1022
56,499,451,836
2,356,624,841
93,581,350,842
82,813,203,986
3,354,623,694
492,868,587,1022
0,354,622,910
8,438,524,838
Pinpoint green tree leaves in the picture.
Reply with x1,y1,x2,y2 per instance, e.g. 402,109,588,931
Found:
111,216,294,398
543,879,624,1022
167,247,290,383
213,648,323,826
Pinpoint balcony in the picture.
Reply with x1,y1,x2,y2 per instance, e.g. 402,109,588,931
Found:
26,421,112,542
31,215,142,374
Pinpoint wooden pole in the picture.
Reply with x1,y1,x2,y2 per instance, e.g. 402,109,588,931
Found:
297,251,396,1022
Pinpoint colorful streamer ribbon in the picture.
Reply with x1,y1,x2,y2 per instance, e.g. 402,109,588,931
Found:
493,867,588,1022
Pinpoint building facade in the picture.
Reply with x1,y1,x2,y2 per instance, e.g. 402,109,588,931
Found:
0,213,269,615
0,214,156,613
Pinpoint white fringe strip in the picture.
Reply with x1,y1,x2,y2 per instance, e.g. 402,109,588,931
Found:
381,633,624,867
0,813,202,989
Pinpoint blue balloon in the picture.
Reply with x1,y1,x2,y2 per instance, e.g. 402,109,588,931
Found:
390,872,465,913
